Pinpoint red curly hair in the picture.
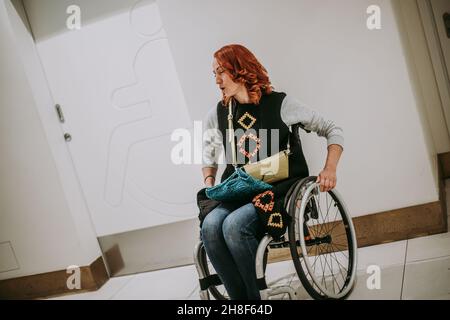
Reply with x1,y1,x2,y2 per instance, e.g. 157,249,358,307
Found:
214,44,273,106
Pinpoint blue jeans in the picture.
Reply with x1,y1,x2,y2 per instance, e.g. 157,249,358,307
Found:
201,202,265,300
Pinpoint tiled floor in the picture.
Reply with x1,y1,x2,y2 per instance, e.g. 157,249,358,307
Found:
49,181,450,300
49,233,449,300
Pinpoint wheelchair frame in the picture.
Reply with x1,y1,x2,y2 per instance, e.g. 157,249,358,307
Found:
194,176,358,300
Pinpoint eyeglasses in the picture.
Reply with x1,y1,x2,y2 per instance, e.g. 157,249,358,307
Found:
213,67,226,77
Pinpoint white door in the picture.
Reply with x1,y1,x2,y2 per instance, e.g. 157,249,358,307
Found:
23,0,198,236
430,0,450,135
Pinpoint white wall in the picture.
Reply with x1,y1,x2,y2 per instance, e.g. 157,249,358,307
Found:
157,0,440,216
0,0,101,280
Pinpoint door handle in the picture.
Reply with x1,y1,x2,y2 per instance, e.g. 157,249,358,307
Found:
55,104,65,123
55,104,71,142
444,12,450,38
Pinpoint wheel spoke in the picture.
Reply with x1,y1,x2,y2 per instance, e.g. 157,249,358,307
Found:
329,244,350,273
323,247,341,294
316,245,327,289
326,209,342,234
322,193,333,234
317,192,328,235
327,247,348,285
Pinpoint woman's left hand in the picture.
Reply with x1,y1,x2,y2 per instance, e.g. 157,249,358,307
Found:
316,167,337,192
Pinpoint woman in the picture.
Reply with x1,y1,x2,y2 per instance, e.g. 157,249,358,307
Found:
201,44,344,300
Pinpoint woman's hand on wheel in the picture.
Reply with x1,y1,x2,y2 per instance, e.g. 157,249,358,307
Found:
316,167,337,192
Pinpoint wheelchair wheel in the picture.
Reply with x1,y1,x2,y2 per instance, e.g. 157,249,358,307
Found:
287,177,357,300
199,242,269,300
199,244,229,300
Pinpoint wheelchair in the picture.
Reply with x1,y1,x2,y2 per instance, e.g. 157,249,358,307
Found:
193,176,358,300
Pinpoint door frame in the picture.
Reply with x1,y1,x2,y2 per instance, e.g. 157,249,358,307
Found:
393,0,450,155
418,0,450,140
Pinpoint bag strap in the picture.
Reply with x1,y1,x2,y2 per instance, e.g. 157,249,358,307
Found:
227,98,292,169
228,99,238,170
286,127,291,155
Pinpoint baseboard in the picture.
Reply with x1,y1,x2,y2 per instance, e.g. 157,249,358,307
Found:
438,151,450,180
0,256,109,300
